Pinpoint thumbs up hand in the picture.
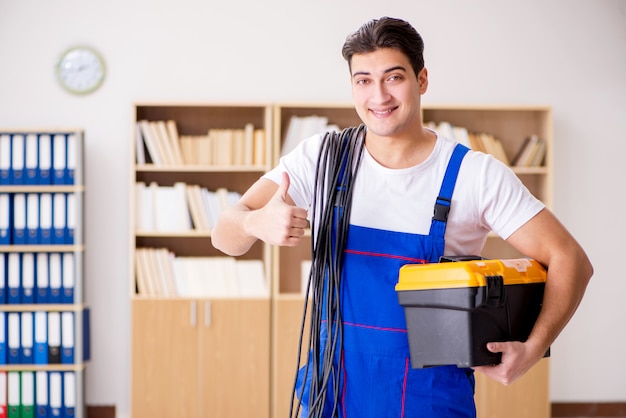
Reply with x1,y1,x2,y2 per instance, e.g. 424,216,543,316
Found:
273,170,293,205
248,172,309,247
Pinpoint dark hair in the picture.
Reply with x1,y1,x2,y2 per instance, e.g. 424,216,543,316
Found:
341,17,425,78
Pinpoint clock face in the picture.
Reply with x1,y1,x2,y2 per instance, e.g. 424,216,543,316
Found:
56,46,105,94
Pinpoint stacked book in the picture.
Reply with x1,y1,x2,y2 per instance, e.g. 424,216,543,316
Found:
134,182,240,232
136,120,266,166
426,121,546,167
510,134,547,167
135,248,268,298
281,115,340,157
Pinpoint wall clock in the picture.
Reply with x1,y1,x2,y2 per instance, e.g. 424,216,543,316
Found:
56,45,106,95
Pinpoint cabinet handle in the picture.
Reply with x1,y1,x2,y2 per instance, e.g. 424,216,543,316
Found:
190,301,197,327
204,301,211,328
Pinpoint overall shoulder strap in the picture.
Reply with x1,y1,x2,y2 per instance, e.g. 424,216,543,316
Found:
429,143,470,240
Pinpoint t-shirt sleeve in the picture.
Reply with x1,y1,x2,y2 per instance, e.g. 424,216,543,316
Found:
478,154,545,240
262,133,323,212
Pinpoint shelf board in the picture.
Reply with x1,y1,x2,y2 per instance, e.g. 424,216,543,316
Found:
0,185,85,193
511,166,548,175
136,164,268,173
131,295,270,301
0,303,87,312
0,364,87,372
422,103,552,112
135,230,211,238
274,293,307,302
0,244,84,253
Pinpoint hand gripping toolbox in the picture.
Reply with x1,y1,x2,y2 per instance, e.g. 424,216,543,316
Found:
395,258,549,368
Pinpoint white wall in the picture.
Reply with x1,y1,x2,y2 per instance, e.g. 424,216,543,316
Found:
1,0,625,414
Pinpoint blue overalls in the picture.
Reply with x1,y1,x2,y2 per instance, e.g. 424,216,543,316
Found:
297,143,476,418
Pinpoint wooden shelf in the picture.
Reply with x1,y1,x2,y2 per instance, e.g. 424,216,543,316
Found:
130,103,273,418
128,102,553,418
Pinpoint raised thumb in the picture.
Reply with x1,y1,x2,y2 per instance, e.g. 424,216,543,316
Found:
275,171,291,201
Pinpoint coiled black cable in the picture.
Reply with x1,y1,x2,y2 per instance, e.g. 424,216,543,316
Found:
289,124,366,418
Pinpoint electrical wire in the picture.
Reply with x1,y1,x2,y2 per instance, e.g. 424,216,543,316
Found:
289,125,366,418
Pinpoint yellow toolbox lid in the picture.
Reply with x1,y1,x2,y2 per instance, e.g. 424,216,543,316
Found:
395,258,546,291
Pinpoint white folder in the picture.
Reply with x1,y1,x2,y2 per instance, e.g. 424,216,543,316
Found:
52,193,66,243
63,372,76,415
39,193,52,243
49,253,62,303
0,133,11,183
62,253,75,303
26,193,39,243
61,312,75,364
25,133,38,183
7,372,19,416
0,312,5,361
52,134,66,183
21,252,35,302
21,371,35,415
66,193,76,243
11,133,24,182
21,312,34,363
38,134,52,183
13,193,26,242
0,194,9,243
49,372,62,416
0,254,5,302
7,253,20,304
36,252,49,302
7,313,20,363
35,371,48,414
0,371,6,415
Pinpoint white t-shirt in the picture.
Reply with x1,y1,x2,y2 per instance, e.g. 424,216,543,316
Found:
263,131,544,256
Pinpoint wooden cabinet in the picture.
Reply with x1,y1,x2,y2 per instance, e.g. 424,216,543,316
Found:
129,102,553,418
132,300,201,418
0,129,88,418
129,103,272,418
201,299,270,417
272,297,311,418
474,358,550,418
132,298,270,418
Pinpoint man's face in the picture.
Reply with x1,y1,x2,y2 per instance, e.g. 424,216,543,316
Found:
350,48,427,139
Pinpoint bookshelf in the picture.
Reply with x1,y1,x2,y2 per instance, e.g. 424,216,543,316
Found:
129,103,273,418
270,103,553,418
0,129,88,418
127,102,553,418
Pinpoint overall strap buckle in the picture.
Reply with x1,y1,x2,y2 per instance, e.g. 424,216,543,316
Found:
433,197,452,222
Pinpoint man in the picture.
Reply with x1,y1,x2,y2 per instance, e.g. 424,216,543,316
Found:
211,16,593,418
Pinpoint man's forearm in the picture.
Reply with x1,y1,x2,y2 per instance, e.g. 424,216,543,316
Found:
211,204,258,256
527,251,593,358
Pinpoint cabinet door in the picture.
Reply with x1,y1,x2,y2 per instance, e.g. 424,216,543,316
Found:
272,298,310,418
475,359,550,418
132,299,201,418
199,299,271,418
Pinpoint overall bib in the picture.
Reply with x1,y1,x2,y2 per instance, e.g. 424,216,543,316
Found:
297,144,476,418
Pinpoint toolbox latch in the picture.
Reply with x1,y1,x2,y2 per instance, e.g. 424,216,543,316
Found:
485,275,505,308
